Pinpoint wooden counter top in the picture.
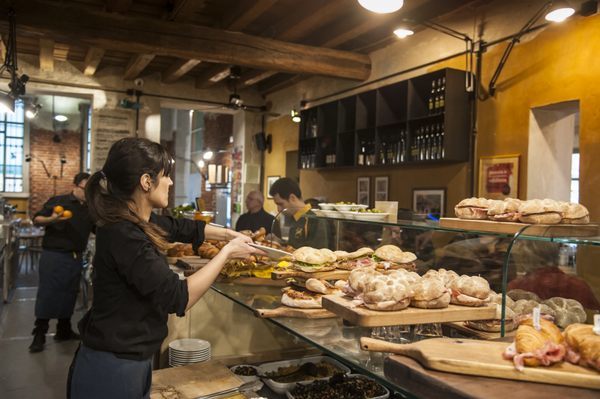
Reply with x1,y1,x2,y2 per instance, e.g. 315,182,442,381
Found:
384,355,599,399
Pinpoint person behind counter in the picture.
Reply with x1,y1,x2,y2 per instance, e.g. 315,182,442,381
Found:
235,190,275,234
268,177,329,249
29,172,94,353
68,138,263,399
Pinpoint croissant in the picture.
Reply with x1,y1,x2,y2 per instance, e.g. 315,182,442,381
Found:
515,318,564,367
563,323,600,371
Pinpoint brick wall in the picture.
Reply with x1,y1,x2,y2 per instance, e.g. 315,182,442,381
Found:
29,128,82,215
201,113,233,212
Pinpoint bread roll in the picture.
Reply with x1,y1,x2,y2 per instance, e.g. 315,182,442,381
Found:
542,297,587,328
560,202,590,224
454,197,490,219
507,289,540,302
518,199,562,224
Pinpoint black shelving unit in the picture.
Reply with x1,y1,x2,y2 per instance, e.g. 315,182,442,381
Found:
298,68,471,170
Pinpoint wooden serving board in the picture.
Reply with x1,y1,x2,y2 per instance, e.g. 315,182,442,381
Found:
271,269,350,280
150,360,243,399
445,321,517,340
322,295,496,327
255,306,336,319
439,218,598,237
361,337,600,390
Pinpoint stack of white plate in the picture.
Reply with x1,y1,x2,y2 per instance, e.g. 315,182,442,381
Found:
168,338,211,367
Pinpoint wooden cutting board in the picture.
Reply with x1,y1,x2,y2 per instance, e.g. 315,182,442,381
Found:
360,337,600,390
322,295,496,327
439,218,598,237
255,306,336,319
150,360,243,399
271,269,350,280
445,321,517,340
168,256,210,265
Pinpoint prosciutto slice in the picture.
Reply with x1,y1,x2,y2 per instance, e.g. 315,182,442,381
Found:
503,341,566,372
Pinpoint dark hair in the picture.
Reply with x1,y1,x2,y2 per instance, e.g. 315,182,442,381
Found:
269,177,302,200
305,198,320,209
73,172,90,186
85,138,173,250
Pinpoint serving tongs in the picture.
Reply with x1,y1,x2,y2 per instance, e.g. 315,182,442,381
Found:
193,380,261,399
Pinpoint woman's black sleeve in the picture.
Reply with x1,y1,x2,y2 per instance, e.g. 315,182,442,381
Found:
150,213,206,250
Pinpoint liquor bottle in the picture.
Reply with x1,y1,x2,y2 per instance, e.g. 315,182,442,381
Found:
431,125,439,160
428,80,436,114
309,114,318,137
379,141,386,165
424,126,431,160
439,125,445,159
438,77,445,112
357,141,365,165
410,131,419,161
400,131,406,163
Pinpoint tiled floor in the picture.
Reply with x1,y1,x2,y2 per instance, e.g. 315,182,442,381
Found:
0,268,85,399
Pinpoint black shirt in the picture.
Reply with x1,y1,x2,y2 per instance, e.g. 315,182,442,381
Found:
235,208,275,234
287,207,330,249
78,213,205,360
34,193,94,253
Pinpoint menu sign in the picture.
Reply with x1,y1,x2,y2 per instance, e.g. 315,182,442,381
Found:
478,155,520,200
92,109,134,170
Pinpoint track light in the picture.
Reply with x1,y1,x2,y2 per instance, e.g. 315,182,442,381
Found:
202,150,214,160
25,102,41,119
291,109,301,123
197,159,205,168
229,93,243,107
0,93,15,114
545,1,575,22
358,0,404,14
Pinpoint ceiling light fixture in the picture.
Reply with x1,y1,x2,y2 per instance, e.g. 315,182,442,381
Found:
393,27,414,38
0,8,27,114
545,1,575,21
197,160,205,168
54,114,68,122
0,93,15,114
358,0,404,14
25,102,41,119
290,108,301,123
202,150,214,160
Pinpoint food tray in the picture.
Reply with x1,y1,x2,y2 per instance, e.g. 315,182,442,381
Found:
285,373,390,399
229,364,260,383
257,355,351,395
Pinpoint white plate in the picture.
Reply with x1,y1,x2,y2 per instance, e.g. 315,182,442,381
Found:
320,210,341,218
318,203,335,210
353,213,389,222
339,211,356,220
168,338,210,352
333,204,359,211
248,243,292,260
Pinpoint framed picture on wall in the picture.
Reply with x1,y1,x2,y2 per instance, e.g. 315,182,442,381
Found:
357,177,370,206
478,154,520,199
266,176,280,199
374,176,389,201
413,188,446,219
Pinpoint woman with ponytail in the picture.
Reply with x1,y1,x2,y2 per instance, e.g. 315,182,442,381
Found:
68,138,262,398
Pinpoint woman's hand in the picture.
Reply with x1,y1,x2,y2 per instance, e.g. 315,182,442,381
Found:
226,229,252,241
221,236,266,259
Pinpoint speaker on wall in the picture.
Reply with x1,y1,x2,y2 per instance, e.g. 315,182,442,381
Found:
253,132,272,152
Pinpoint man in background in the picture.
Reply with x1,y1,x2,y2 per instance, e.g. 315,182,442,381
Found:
235,190,275,234
268,177,329,249
29,172,94,353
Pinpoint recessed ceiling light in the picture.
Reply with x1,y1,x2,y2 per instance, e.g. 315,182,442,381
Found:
359,0,404,14
54,114,68,122
393,28,414,38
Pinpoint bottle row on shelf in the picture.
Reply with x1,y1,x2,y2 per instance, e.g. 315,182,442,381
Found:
410,123,445,162
428,77,446,114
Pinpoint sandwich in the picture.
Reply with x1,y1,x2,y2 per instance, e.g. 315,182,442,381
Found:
448,275,491,307
281,287,323,309
465,293,516,332
410,278,451,309
518,199,562,224
422,268,459,286
487,198,522,222
503,317,565,371
372,245,417,271
454,197,491,220
362,276,412,311
334,247,375,270
559,202,590,224
291,247,337,273
304,278,344,296
563,323,600,371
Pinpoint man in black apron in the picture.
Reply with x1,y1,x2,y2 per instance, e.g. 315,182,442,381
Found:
29,172,94,353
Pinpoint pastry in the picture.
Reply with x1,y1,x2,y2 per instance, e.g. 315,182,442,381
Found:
563,323,600,371
505,317,565,370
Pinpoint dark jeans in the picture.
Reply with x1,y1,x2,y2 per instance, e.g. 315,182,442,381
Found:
35,250,83,319
68,344,152,399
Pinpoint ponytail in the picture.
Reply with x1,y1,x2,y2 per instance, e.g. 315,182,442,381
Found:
85,138,174,251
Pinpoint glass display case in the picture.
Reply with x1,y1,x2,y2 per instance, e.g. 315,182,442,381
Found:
209,212,599,397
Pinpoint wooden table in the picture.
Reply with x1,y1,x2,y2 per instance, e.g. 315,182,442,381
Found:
384,355,599,399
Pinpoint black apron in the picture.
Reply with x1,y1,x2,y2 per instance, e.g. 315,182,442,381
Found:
35,250,83,319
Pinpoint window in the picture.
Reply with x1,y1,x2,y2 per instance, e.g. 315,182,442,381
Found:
0,101,24,192
570,152,579,203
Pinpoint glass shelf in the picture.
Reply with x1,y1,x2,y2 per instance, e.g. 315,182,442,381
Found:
210,282,417,398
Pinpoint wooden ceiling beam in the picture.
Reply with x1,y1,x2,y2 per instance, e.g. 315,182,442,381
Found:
259,74,306,96
276,0,345,42
54,43,70,61
239,70,277,88
39,38,54,72
123,53,155,80
5,1,371,80
225,0,277,31
83,47,105,76
162,58,202,83
195,65,231,89
105,0,132,13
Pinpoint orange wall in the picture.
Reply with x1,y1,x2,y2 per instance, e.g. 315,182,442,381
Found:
265,13,600,220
